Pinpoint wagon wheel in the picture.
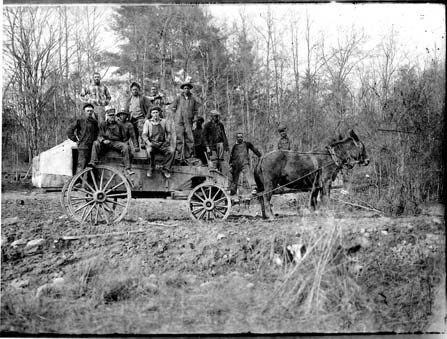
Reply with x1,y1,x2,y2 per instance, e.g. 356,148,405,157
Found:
187,183,231,221
66,165,132,224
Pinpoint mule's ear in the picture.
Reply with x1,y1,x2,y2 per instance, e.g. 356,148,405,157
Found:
349,130,360,142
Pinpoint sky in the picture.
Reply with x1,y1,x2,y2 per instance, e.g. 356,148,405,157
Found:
206,3,445,62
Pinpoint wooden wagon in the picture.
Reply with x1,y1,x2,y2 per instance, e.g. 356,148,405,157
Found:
60,148,232,224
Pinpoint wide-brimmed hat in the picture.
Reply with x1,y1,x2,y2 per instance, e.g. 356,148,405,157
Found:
209,110,220,116
130,82,141,90
180,82,193,89
82,103,94,110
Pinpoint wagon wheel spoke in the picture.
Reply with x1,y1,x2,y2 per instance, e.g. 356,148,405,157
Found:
78,174,96,194
105,181,125,195
214,196,228,205
211,189,221,201
100,204,111,224
99,168,105,191
102,172,116,192
105,198,126,208
192,192,205,202
90,170,99,191
73,199,95,214
213,208,225,218
94,204,100,225
82,203,96,223
196,208,207,220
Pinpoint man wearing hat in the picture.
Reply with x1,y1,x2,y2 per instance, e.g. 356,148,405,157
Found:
66,103,99,174
116,108,140,153
79,72,111,125
124,82,152,149
170,82,201,160
202,109,229,171
142,106,173,178
193,116,207,165
229,131,262,196
277,125,291,150
88,107,134,176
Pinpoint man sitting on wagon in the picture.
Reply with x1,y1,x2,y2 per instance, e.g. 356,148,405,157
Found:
88,108,134,176
115,107,140,154
142,106,174,179
66,103,99,174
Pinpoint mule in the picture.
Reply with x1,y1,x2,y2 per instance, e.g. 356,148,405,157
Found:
254,130,369,219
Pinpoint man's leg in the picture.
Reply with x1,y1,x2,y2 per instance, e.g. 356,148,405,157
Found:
160,143,174,171
110,141,132,172
184,118,194,158
136,119,145,150
242,164,257,194
229,167,241,196
89,141,102,167
216,142,224,172
175,122,186,160
95,106,105,125
145,142,154,177
76,148,90,174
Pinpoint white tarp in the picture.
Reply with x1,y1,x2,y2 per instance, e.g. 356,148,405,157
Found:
32,139,77,188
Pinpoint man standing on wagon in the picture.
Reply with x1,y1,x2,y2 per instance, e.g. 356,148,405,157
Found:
124,82,152,150
202,109,229,171
88,109,134,177
66,103,99,174
115,107,140,154
170,82,201,161
228,132,262,196
142,106,174,179
79,72,111,125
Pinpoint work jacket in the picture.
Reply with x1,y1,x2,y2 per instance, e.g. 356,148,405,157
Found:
66,116,99,149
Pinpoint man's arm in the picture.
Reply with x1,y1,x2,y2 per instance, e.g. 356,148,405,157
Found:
66,119,79,142
221,123,229,150
247,142,262,157
192,97,200,117
79,86,90,99
104,86,111,105
141,120,150,145
202,123,211,149
170,96,179,114
97,122,106,143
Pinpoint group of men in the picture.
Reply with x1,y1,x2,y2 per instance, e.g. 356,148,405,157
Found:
68,72,293,195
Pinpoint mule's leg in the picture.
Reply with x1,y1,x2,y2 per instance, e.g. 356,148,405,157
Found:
310,188,319,210
254,167,266,218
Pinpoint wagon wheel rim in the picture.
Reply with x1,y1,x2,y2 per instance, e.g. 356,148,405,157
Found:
188,183,231,221
66,165,131,224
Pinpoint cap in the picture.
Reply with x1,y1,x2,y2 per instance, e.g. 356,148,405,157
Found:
116,110,130,116
180,82,193,89
278,126,286,132
130,82,141,90
105,105,115,113
210,110,220,116
150,106,162,113
83,103,94,110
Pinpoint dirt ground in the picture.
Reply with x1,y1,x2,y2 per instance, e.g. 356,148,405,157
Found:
1,185,445,334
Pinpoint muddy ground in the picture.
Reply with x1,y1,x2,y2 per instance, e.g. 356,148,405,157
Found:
1,185,445,334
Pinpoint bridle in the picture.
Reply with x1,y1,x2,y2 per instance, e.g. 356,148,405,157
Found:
326,137,365,169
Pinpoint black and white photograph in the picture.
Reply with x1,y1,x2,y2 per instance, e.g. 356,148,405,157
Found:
1,2,445,335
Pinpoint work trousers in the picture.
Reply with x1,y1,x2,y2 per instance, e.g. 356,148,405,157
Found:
94,106,106,125
229,164,256,195
90,140,131,169
194,145,207,165
131,117,146,149
209,142,225,171
76,148,92,174
145,141,174,170
175,118,194,159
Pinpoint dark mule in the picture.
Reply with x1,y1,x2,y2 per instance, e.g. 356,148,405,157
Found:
254,130,369,219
